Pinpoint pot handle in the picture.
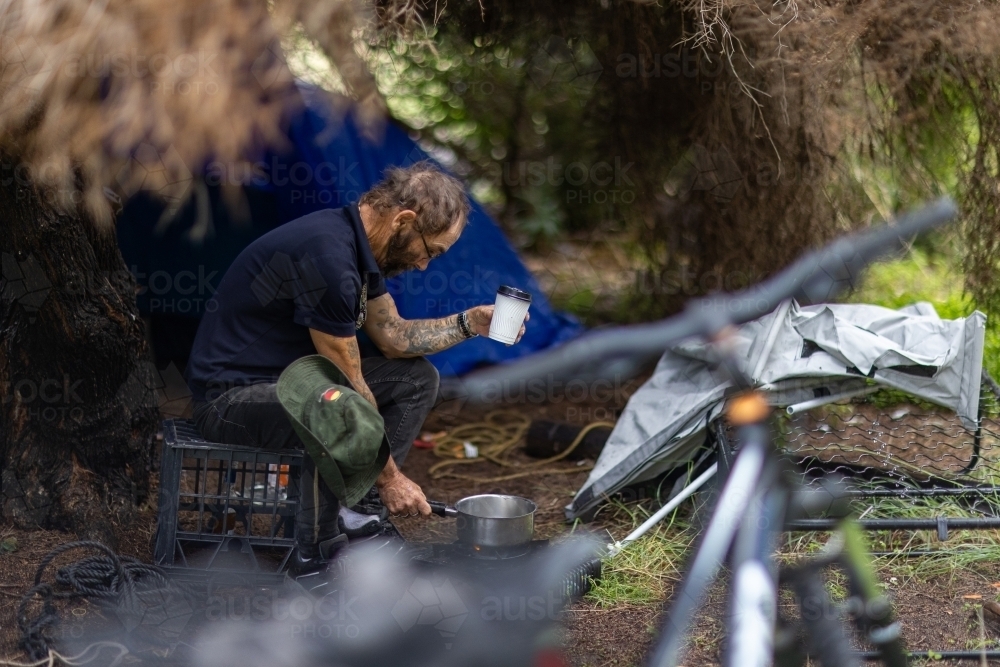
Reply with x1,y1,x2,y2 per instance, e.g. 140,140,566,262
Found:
428,500,459,518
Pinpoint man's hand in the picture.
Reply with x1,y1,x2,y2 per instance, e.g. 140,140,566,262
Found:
377,466,432,517
467,305,529,344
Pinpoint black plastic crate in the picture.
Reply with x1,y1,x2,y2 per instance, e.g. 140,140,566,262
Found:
154,419,302,579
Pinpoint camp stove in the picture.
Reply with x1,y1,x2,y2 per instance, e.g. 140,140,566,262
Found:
456,541,535,560
408,539,546,566
406,539,600,599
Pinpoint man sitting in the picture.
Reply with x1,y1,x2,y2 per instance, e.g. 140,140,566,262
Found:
185,162,527,579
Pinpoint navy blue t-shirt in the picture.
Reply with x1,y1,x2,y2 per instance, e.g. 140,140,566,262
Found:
186,205,385,402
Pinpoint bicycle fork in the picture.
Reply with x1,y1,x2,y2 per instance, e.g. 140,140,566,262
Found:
647,422,770,667
724,421,788,667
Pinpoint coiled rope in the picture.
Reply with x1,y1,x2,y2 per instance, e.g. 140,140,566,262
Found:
16,541,198,661
428,410,615,483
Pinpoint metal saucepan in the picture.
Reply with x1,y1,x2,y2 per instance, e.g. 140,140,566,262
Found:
428,494,537,547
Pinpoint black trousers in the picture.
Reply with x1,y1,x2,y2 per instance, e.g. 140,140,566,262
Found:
192,356,439,557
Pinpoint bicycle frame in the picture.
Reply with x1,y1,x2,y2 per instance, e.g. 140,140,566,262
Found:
648,380,909,667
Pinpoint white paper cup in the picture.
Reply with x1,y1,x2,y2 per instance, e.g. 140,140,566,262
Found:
488,285,532,344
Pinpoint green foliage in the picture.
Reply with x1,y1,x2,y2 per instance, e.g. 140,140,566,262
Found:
863,388,941,412
511,186,564,248
849,240,964,310
321,4,1000,331
843,58,1000,328
366,30,613,247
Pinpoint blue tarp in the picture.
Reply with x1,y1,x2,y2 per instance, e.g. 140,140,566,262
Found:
117,85,581,375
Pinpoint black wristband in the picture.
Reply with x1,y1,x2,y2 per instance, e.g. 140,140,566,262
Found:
458,311,477,339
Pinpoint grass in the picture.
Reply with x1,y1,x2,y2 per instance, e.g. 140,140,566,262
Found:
586,500,696,607
589,418,1000,607
850,491,1000,583
593,497,1000,610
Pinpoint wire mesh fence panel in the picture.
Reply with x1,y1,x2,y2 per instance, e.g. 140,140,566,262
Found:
778,398,1000,488
714,382,1000,533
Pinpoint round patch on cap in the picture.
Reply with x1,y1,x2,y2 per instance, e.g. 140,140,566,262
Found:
319,387,342,403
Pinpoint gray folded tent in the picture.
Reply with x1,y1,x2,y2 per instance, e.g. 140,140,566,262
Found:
567,301,987,520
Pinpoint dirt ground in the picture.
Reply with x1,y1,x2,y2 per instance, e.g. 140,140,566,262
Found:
4,388,1000,666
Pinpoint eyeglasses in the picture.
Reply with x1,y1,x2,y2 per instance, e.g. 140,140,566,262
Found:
418,230,442,261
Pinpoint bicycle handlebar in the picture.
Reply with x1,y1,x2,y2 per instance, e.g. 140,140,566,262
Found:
461,197,958,399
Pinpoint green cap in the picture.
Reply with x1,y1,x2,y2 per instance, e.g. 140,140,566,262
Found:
276,355,390,508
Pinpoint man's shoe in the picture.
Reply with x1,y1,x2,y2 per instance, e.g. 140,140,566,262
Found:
339,506,383,538
345,516,407,557
285,534,349,596
350,486,388,521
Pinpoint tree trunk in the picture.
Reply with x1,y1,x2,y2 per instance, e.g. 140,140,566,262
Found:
0,157,159,548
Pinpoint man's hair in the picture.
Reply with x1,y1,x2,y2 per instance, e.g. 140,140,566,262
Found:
360,161,471,236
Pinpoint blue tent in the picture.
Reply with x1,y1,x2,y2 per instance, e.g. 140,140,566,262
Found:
117,85,581,375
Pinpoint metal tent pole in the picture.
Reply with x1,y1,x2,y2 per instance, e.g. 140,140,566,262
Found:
607,463,718,557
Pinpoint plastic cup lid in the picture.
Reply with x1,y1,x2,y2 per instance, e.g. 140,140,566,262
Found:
497,285,532,302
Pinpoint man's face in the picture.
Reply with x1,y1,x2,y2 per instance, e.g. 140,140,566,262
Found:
379,225,425,278
378,212,463,278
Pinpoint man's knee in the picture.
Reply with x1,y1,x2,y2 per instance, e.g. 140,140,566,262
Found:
410,357,440,400
363,356,440,408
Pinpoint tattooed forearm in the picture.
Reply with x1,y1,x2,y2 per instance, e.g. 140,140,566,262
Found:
343,337,379,407
399,316,466,356
308,328,379,408
373,300,465,357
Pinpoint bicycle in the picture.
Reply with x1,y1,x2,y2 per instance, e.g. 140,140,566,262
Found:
462,197,959,666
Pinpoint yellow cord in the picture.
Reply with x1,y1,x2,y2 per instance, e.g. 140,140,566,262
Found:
428,410,615,484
